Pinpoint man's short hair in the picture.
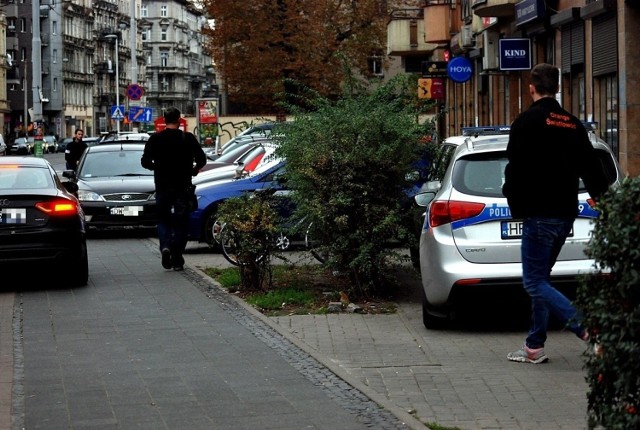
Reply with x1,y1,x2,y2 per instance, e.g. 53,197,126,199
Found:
164,108,181,125
530,63,559,97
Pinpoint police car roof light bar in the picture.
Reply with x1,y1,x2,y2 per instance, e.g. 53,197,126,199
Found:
461,126,511,137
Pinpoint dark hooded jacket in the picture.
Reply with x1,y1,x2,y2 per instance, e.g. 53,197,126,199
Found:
502,97,610,219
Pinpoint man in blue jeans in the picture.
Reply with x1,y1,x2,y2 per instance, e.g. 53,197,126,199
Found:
141,107,206,271
502,63,610,363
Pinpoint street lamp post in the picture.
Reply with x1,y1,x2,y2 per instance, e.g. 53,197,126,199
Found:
105,34,120,133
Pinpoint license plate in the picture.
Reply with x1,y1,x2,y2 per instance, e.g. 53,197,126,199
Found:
1,208,28,224
501,220,573,239
110,206,143,216
501,221,522,239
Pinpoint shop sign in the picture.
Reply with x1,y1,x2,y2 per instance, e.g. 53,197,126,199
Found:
447,57,473,83
515,0,545,26
499,38,532,71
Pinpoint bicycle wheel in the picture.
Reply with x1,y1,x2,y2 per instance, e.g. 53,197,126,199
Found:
305,222,329,264
219,224,269,266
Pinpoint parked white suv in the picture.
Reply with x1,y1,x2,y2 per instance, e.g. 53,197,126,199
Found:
414,124,625,328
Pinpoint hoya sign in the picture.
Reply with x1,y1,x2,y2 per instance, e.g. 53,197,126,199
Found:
447,57,473,83
499,38,532,71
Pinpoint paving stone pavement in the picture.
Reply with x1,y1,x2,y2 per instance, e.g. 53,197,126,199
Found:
183,241,593,430
0,234,593,430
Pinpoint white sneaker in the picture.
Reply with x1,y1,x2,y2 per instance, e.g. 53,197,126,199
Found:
507,345,549,364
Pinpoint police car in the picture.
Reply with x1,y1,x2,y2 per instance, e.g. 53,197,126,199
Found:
414,124,624,328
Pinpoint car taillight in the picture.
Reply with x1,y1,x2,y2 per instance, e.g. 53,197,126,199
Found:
35,199,79,216
429,200,485,228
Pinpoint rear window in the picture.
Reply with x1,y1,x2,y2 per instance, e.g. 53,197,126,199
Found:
0,167,53,189
451,147,619,198
452,153,507,198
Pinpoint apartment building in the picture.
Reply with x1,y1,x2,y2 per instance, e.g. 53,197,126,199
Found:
387,0,640,175
2,0,212,141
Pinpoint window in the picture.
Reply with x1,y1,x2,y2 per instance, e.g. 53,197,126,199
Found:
161,5,167,17
161,77,171,91
161,27,167,41
595,74,618,157
52,21,57,35
53,49,58,63
142,29,149,41
368,55,383,76
53,78,58,92
160,50,169,67
20,18,26,32
141,4,147,17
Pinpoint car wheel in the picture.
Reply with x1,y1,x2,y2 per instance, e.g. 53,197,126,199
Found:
203,210,222,249
409,246,420,269
68,242,89,287
421,288,450,330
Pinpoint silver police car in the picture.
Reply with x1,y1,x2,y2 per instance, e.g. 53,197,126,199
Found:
415,124,624,328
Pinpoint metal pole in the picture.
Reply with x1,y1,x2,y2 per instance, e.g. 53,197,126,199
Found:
115,37,120,133
31,0,43,123
31,0,45,156
130,0,137,84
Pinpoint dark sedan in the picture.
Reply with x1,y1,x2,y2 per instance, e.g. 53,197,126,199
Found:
62,142,157,230
0,156,88,286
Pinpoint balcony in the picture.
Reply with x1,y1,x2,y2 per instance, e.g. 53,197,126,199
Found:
387,9,439,56
471,0,518,17
94,94,116,106
423,1,463,44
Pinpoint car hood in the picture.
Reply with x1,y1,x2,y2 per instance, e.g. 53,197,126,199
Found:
77,176,156,193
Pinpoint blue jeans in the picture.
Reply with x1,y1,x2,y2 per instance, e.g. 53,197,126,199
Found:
521,217,585,348
156,189,191,267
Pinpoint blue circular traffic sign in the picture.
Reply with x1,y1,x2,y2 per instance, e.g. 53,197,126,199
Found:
447,57,473,83
126,84,144,101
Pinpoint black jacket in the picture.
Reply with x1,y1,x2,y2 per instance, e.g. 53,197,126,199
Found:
141,129,207,192
502,97,609,219
65,138,87,164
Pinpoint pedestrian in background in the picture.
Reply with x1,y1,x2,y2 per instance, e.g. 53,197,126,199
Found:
141,107,206,271
502,63,610,364
65,129,87,171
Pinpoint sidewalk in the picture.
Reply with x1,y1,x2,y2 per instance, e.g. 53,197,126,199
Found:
183,241,592,430
0,237,593,430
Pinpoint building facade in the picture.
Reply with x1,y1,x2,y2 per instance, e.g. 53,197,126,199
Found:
140,0,213,119
1,0,212,141
387,0,640,176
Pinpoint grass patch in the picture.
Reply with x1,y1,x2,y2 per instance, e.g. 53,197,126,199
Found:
203,264,398,316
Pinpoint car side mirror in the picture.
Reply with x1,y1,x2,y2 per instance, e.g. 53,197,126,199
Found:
414,191,436,207
63,181,79,194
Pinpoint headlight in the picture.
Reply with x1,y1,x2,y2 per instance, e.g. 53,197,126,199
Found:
77,190,105,202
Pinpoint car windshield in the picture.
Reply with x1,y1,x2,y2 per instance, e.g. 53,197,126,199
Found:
79,150,152,178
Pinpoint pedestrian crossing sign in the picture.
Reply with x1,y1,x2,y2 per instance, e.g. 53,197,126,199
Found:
111,105,125,120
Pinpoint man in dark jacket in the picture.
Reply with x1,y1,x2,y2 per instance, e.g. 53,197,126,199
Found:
502,63,610,364
65,129,87,170
141,108,207,271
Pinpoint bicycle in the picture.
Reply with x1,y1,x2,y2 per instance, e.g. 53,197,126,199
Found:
217,189,327,266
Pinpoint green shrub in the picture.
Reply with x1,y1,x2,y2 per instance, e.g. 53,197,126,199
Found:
274,73,437,296
576,176,640,429
217,191,280,292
